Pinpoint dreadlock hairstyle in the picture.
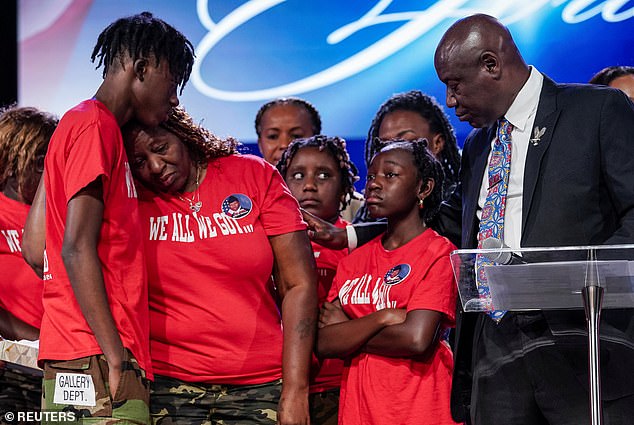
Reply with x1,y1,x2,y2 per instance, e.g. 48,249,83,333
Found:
254,97,322,137
91,11,195,93
365,90,460,197
373,139,444,224
0,105,58,205
276,135,359,212
160,107,239,165
589,65,634,85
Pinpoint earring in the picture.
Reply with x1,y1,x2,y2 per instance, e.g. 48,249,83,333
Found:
418,198,424,209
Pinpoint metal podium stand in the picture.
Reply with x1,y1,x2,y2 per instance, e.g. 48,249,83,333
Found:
449,244,634,425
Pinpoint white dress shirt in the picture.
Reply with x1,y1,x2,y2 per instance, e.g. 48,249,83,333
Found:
477,67,544,250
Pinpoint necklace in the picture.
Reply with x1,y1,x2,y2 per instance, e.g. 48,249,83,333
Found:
177,165,202,213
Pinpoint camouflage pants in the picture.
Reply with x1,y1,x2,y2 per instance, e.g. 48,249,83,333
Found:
309,388,339,425
42,349,150,425
150,375,280,425
0,364,43,424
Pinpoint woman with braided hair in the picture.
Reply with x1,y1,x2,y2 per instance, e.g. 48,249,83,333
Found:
122,106,317,425
354,90,461,223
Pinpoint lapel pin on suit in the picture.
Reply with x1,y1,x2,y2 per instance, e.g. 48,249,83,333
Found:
530,126,546,146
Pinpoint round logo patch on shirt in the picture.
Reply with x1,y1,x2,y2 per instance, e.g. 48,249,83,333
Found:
383,264,411,285
221,193,252,219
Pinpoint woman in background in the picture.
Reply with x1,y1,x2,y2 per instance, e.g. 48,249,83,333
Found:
0,105,57,418
255,97,322,166
255,97,363,222
589,65,634,101
354,90,460,223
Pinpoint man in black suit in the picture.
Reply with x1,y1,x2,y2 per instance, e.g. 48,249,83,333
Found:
302,12,634,425
434,14,634,425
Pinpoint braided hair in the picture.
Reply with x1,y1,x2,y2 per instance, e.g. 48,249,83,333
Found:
365,90,460,196
160,107,239,165
91,11,195,93
373,139,444,224
0,105,58,205
254,97,322,137
277,135,358,212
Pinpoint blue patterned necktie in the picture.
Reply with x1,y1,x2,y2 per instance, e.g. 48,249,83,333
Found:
476,118,513,320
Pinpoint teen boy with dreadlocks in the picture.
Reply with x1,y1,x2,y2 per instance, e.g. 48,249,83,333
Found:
27,12,194,423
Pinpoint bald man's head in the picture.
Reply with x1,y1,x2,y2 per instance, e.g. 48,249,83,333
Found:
434,14,530,128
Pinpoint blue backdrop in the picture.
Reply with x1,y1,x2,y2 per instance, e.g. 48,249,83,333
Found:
19,0,634,188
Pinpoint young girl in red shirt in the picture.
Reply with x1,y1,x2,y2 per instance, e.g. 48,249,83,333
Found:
277,135,359,425
317,139,460,425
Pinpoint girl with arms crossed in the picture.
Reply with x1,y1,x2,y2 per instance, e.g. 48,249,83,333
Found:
318,140,460,425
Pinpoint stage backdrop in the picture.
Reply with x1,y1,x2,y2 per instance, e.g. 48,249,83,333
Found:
18,0,634,187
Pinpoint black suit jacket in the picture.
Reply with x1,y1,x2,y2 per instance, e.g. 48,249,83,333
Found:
438,76,634,421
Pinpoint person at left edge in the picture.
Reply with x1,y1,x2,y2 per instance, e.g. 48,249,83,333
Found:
0,105,57,419
122,107,317,425
22,11,195,424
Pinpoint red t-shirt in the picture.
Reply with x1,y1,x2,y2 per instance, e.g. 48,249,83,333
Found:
310,217,347,393
138,154,306,385
0,193,43,329
40,100,151,376
328,228,459,425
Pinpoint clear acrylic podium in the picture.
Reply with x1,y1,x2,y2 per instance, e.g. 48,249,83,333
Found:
449,244,634,425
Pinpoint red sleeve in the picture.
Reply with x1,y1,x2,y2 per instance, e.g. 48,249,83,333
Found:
326,275,341,303
407,239,457,325
63,121,119,202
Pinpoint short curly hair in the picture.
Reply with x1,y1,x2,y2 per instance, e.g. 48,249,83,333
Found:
277,135,358,212
0,105,58,204
160,107,239,165
122,106,239,174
